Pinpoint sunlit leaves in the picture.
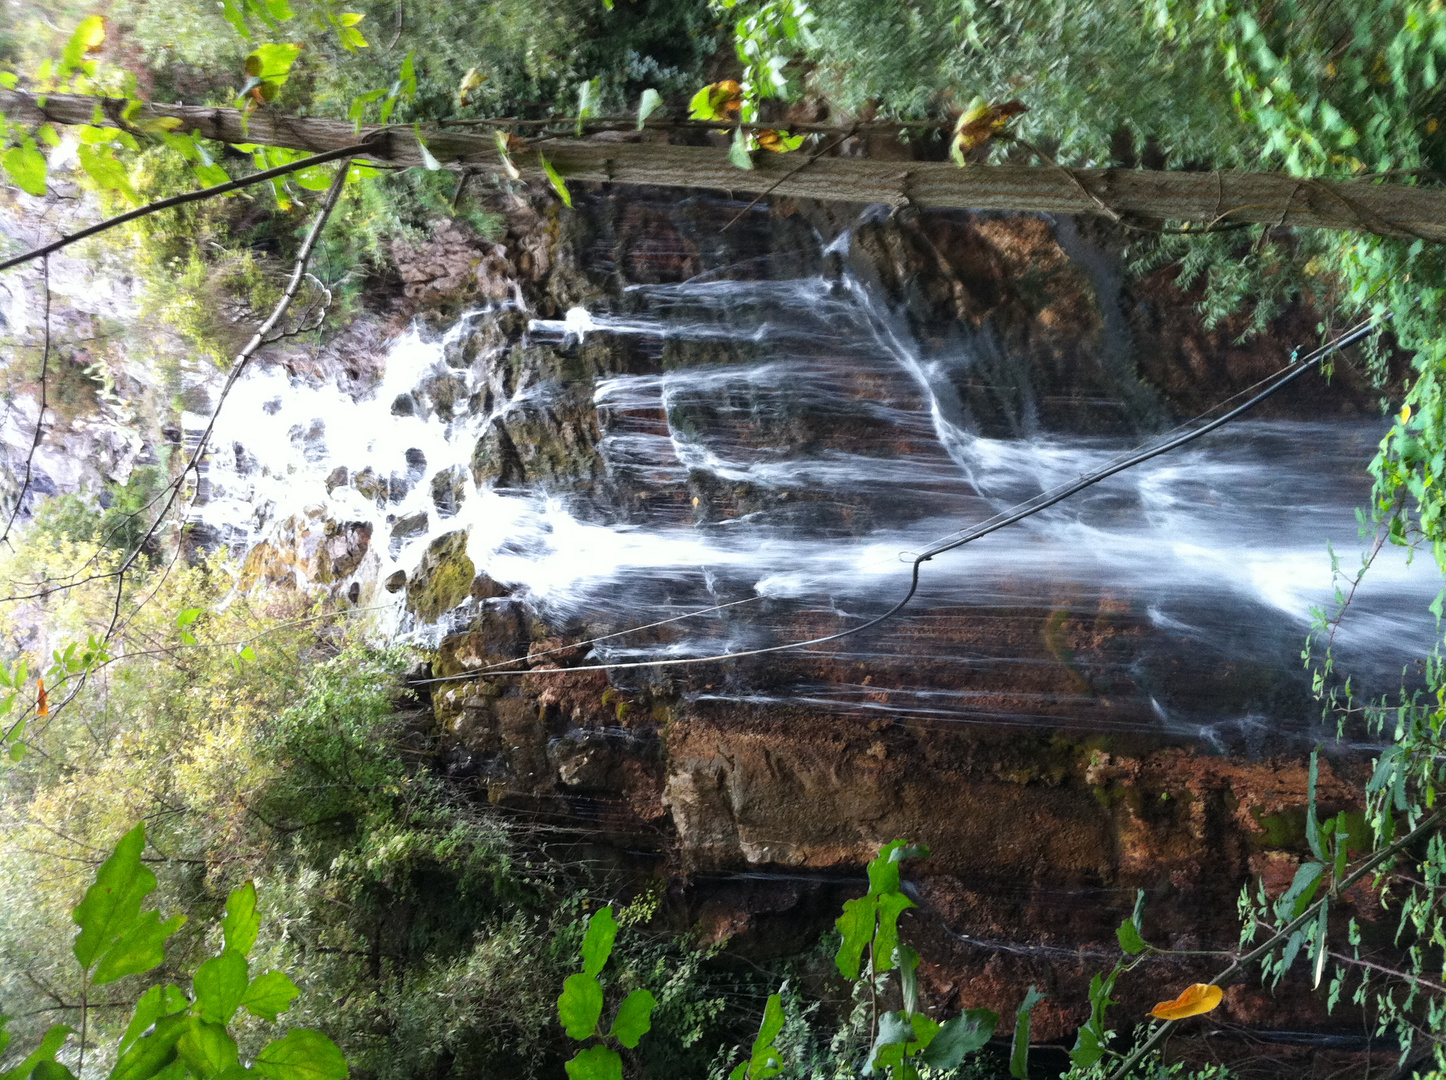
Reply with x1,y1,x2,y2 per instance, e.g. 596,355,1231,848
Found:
194,950,250,1025
728,992,785,1080
3,143,47,196
332,12,367,52
1149,982,1223,1020
563,1047,621,1080
636,89,663,129
950,97,1028,164
239,43,302,106
540,154,572,207
607,990,656,1049
240,971,301,1022
254,1029,348,1080
576,78,601,136
558,973,604,1040
689,80,743,121
60,16,105,78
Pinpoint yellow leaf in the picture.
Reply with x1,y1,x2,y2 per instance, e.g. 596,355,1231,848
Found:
36,678,48,717
950,97,1027,163
1400,403,1412,424
1149,983,1222,1021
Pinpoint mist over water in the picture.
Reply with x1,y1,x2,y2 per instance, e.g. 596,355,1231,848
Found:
187,221,1441,750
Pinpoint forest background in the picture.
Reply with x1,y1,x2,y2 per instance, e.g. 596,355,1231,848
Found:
0,1,1445,1079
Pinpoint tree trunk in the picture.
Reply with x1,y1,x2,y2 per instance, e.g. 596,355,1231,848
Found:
4,89,1443,241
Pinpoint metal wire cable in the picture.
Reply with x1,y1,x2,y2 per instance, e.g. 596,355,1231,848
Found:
412,314,1388,684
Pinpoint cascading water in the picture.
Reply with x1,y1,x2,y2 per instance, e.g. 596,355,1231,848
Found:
188,206,1440,753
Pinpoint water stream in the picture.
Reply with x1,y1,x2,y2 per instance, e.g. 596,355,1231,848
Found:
187,216,1441,752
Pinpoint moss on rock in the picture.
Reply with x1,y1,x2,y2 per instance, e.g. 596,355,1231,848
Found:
405,529,476,622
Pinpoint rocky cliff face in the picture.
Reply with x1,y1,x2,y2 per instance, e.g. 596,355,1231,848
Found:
347,186,1402,1069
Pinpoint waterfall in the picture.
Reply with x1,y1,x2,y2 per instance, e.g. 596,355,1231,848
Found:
187,216,1440,751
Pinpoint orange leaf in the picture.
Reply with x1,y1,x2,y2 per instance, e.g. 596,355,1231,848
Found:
37,678,48,717
1149,983,1222,1021
951,98,1028,160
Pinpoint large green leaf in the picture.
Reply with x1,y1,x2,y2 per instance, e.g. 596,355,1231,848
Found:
833,895,875,980
60,15,105,73
222,883,259,957
862,1011,912,1077
120,985,189,1054
93,912,186,986
563,1047,621,1080
540,154,572,208
557,974,603,1040
254,1030,348,1080
32,1063,76,1080
109,1012,190,1080
178,1021,239,1078
608,989,656,1049
194,949,249,1024
73,824,155,972
1009,987,1044,1080
921,1009,997,1069
4,143,48,196
0,1024,71,1080
240,971,300,1022
580,907,617,978
872,891,915,972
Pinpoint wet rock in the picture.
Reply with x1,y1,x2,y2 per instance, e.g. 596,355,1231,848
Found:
405,529,476,621
417,370,469,421
384,569,407,593
470,573,511,600
431,465,468,518
404,448,428,481
324,465,348,493
388,474,410,503
390,221,516,303
352,466,384,503
471,387,603,492
241,508,372,589
389,511,429,553
390,393,417,417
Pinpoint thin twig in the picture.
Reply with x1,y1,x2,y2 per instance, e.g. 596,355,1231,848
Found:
0,255,50,548
0,141,376,274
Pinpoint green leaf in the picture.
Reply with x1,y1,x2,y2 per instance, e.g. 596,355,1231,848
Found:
1,1025,71,1080
3,144,47,197
1305,746,1323,860
921,1009,997,1069
61,16,106,73
1009,987,1044,1080
636,88,663,129
728,128,754,170
539,154,572,208
223,882,259,956
834,895,875,980
254,1030,348,1080
1312,898,1330,990
872,890,915,971
178,1021,239,1079
94,912,186,986
194,949,249,1024
1069,1023,1105,1069
580,906,617,977
32,1062,76,1080
1117,918,1147,955
241,971,300,1022
120,986,189,1055
244,43,302,83
0,71,18,89
608,989,656,1049
1278,861,1325,921
742,992,786,1079
863,1011,912,1077
76,145,137,202
895,944,920,1016
557,973,603,1040
176,609,201,629
576,78,601,136
109,1012,190,1080
563,1047,620,1080
73,823,154,972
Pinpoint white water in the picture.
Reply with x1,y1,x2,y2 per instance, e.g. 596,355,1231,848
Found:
186,234,1442,743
